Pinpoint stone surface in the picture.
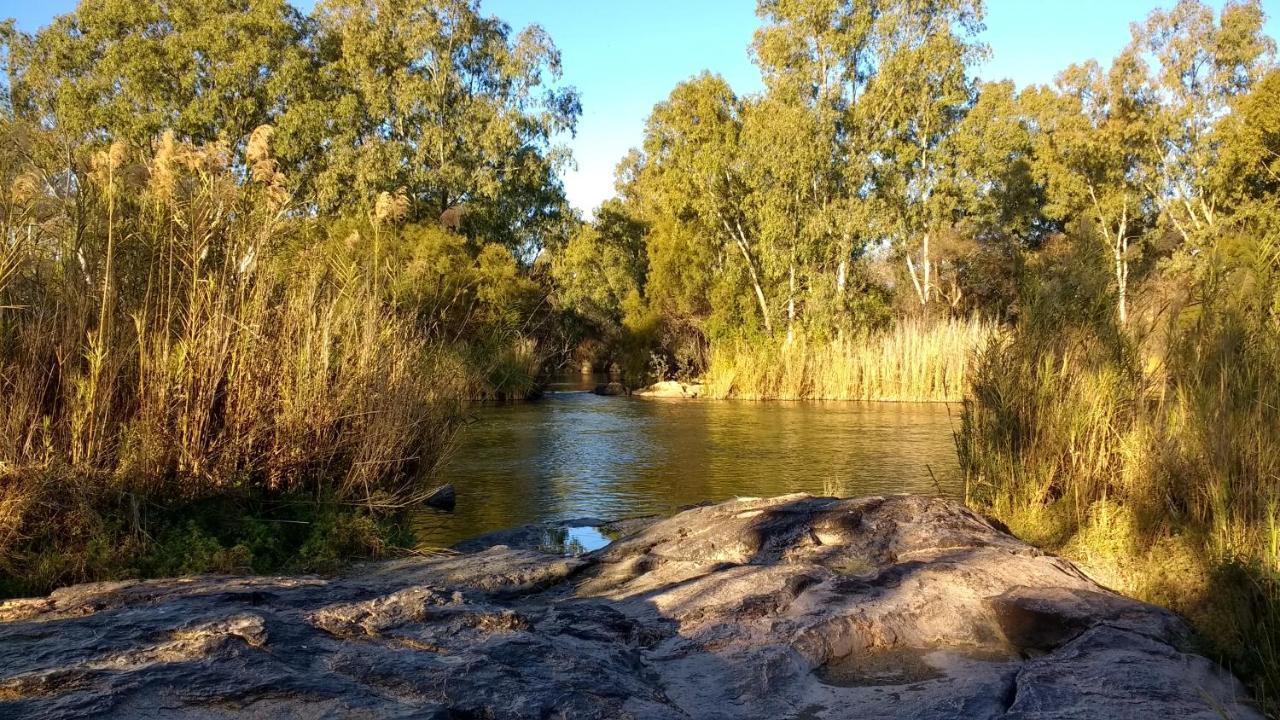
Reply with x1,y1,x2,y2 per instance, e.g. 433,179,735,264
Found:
0,494,1262,719
634,380,704,398
422,483,456,511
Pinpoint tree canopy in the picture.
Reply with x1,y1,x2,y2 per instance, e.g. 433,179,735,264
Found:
4,0,580,254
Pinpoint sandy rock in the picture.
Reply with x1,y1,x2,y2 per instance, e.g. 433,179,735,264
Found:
634,380,704,398
0,495,1262,719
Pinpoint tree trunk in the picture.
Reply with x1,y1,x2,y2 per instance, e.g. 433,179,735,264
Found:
786,263,796,344
1115,239,1128,326
905,231,933,307
1114,215,1129,326
722,217,772,335
922,231,931,304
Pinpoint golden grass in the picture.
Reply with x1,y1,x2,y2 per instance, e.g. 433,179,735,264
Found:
702,316,996,402
0,125,464,583
960,297,1280,711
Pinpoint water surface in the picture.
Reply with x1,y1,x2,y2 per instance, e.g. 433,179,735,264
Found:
413,375,963,548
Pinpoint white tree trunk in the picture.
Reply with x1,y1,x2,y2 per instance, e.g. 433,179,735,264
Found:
786,263,796,345
1114,215,1129,326
922,231,931,305
733,235,772,335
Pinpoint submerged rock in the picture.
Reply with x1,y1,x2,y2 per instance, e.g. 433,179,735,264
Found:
422,483,456,511
0,495,1261,719
592,381,629,396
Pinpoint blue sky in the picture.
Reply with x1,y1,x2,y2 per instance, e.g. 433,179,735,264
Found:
6,1,1278,215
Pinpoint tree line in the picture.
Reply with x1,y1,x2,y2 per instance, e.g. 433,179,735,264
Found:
2,0,579,255
553,0,1277,376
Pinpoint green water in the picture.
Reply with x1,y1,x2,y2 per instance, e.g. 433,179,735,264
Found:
413,375,964,549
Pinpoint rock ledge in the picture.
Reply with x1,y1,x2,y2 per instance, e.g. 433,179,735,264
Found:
0,494,1261,719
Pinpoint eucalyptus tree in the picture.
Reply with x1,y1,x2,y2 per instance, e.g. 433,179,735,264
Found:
749,0,878,334
931,80,1047,312
0,20,15,117
1214,68,1280,232
631,73,775,334
1127,0,1274,247
856,0,987,308
8,0,307,147
549,198,648,334
291,0,581,255
1023,52,1159,326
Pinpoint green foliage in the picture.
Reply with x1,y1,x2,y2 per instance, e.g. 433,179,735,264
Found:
608,0,1008,365
5,0,579,255
286,0,580,251
9,0,307,144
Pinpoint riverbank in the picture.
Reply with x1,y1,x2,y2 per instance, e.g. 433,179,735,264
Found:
0,494,1260,719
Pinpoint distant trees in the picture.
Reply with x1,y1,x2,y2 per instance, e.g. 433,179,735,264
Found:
292,0,580,252
579,0,1276,353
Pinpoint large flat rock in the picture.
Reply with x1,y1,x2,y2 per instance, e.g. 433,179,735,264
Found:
0,494,1261,719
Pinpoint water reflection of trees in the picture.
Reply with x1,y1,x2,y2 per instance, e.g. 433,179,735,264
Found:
416,395,961,549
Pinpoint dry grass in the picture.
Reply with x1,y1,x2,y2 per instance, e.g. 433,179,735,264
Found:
959,260,1280,711
0,124,463,587
702,316,996,402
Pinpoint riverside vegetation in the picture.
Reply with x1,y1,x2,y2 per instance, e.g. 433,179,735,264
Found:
2,0,1280,713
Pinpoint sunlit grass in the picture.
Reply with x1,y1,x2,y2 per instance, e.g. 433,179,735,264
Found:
960,295,1280,712
702,316,995,402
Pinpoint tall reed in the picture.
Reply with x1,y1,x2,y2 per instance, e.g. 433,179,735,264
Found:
702,316,995,402
959,236,1280,711
0,124,462,591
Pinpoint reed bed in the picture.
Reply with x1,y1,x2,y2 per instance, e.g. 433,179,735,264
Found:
0,126,464,593
959,261,1280,712
702,316,996,402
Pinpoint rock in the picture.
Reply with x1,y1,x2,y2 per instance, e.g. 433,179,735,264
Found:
0,495,1262,719
422,483,455,511
592,381,629,396
634,380,704,398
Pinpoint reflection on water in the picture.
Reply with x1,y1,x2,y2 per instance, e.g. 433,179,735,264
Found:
413,375,963,549
540,526,613,556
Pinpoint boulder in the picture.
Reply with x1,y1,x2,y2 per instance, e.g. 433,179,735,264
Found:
0,495,1261,719
422,483,455,511
634,380,704,398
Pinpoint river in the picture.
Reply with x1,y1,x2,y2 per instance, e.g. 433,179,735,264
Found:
412,375,964,549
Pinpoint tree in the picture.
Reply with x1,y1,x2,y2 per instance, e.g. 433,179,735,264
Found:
288,0,581,254
1024,52,1158,325
631,73,775,334
9,0,306,147
549,199,647,333
856,0,986,309
1129,0,1274,246
0,19,15,117
938,80,1050,313
748,0,874,337
1216,69,1280,210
